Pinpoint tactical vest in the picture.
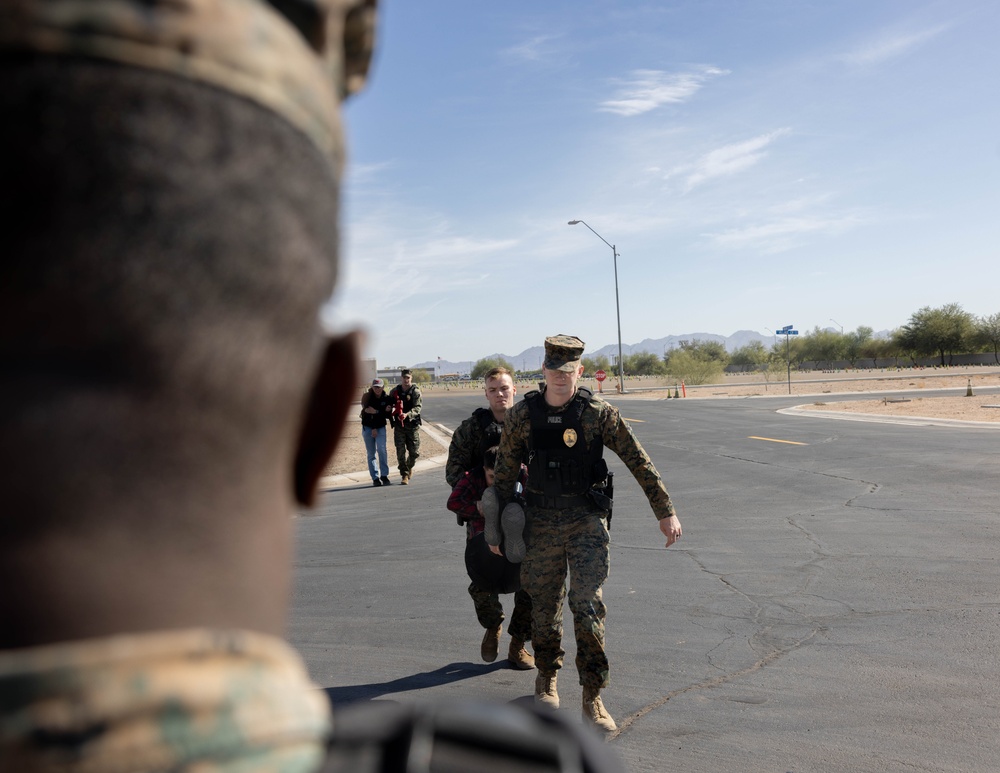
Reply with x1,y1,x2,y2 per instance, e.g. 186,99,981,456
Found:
473,407,503,461
393,385,421,426
524,388,604,500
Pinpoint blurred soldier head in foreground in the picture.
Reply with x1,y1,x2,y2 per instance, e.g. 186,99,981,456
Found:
0,0,376,768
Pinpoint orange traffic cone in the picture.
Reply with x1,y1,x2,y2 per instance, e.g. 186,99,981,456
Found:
681,380,686,398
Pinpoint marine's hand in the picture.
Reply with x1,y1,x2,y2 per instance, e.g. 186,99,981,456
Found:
489,544,503,557
659,515,682,548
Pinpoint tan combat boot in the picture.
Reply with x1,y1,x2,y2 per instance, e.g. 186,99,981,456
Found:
534,672,559,708
400,472,409,485
507,638,535,670
480,624,502,663
582,685,617,734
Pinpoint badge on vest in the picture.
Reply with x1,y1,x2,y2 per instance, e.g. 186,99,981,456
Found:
563,428,578,447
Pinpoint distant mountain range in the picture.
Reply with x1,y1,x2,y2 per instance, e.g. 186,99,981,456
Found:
417,330,772,374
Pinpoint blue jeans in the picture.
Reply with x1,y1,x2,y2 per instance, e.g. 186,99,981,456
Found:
363,426,388,481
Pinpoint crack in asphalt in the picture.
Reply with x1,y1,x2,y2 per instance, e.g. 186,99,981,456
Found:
612,463,878,742
611,627,819,741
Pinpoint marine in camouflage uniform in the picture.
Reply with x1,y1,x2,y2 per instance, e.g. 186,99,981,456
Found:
493,335,682,735
390,369,422,483
0,0,376,769
445,368,534,669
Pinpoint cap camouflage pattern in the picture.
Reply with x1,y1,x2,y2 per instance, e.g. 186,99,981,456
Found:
0,0,377,168
544,334,586,372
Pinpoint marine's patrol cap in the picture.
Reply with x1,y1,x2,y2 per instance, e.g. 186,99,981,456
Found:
0,0,378,168
401,368,412,377
543,335,585,372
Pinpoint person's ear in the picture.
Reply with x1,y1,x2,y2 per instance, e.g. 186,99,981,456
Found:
294,331,360,507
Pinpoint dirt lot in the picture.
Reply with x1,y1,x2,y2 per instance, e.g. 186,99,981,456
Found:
324,367,1000,478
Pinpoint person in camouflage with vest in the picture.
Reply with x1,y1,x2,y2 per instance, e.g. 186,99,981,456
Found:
492,335,683,736
390,368,422,484
445,367,534,670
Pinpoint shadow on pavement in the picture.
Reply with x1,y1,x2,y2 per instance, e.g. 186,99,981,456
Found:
324,660,512,704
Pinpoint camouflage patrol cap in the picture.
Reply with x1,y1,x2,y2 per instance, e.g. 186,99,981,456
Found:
543,335,585,372
0,0,377,168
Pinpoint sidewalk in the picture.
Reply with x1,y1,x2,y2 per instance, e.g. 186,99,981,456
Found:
318,418,452,490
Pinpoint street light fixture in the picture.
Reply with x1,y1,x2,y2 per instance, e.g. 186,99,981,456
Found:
830,318,844,334
567,219,625,394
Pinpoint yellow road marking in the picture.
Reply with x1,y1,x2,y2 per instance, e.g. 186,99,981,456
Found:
748,436,808,446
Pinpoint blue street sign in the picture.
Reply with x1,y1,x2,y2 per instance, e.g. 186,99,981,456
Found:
784,330,799,335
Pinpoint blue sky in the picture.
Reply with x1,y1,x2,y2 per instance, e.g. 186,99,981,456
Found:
330,0,1000,368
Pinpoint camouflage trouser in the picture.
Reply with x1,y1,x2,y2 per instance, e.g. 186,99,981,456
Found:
522,506,610,689
468,583,533,642
393,426,420,475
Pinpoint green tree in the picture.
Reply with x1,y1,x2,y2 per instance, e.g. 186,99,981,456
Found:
582,354,611,376
470,356,515,379
841,326,872,367
729,341,769,371
677,338,729,364
976,312,1000,364
623,351,667,376
664,349,724,385
800,326,845,369
771,335,805,369
859,335,892,368
897,303,976,365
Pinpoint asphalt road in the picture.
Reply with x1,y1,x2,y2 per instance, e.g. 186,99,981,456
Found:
290,390,1000,772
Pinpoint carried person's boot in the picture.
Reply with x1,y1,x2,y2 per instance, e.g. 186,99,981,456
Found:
481,624,502,663
481,487,501,547
500,502,526,563
582,685,617,734
534,671,559,708
507,638,535,670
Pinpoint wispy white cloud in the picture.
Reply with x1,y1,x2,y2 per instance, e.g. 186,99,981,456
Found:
339,216,521,317
840,24,951,67
676,128,791,190
705,214,862,254
502,34,563,63
599,66,728,117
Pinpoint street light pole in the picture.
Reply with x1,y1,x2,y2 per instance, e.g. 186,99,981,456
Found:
568,219,625,394
830,318,844,334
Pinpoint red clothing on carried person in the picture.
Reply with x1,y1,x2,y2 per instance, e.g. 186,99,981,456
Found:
447,467,489,539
